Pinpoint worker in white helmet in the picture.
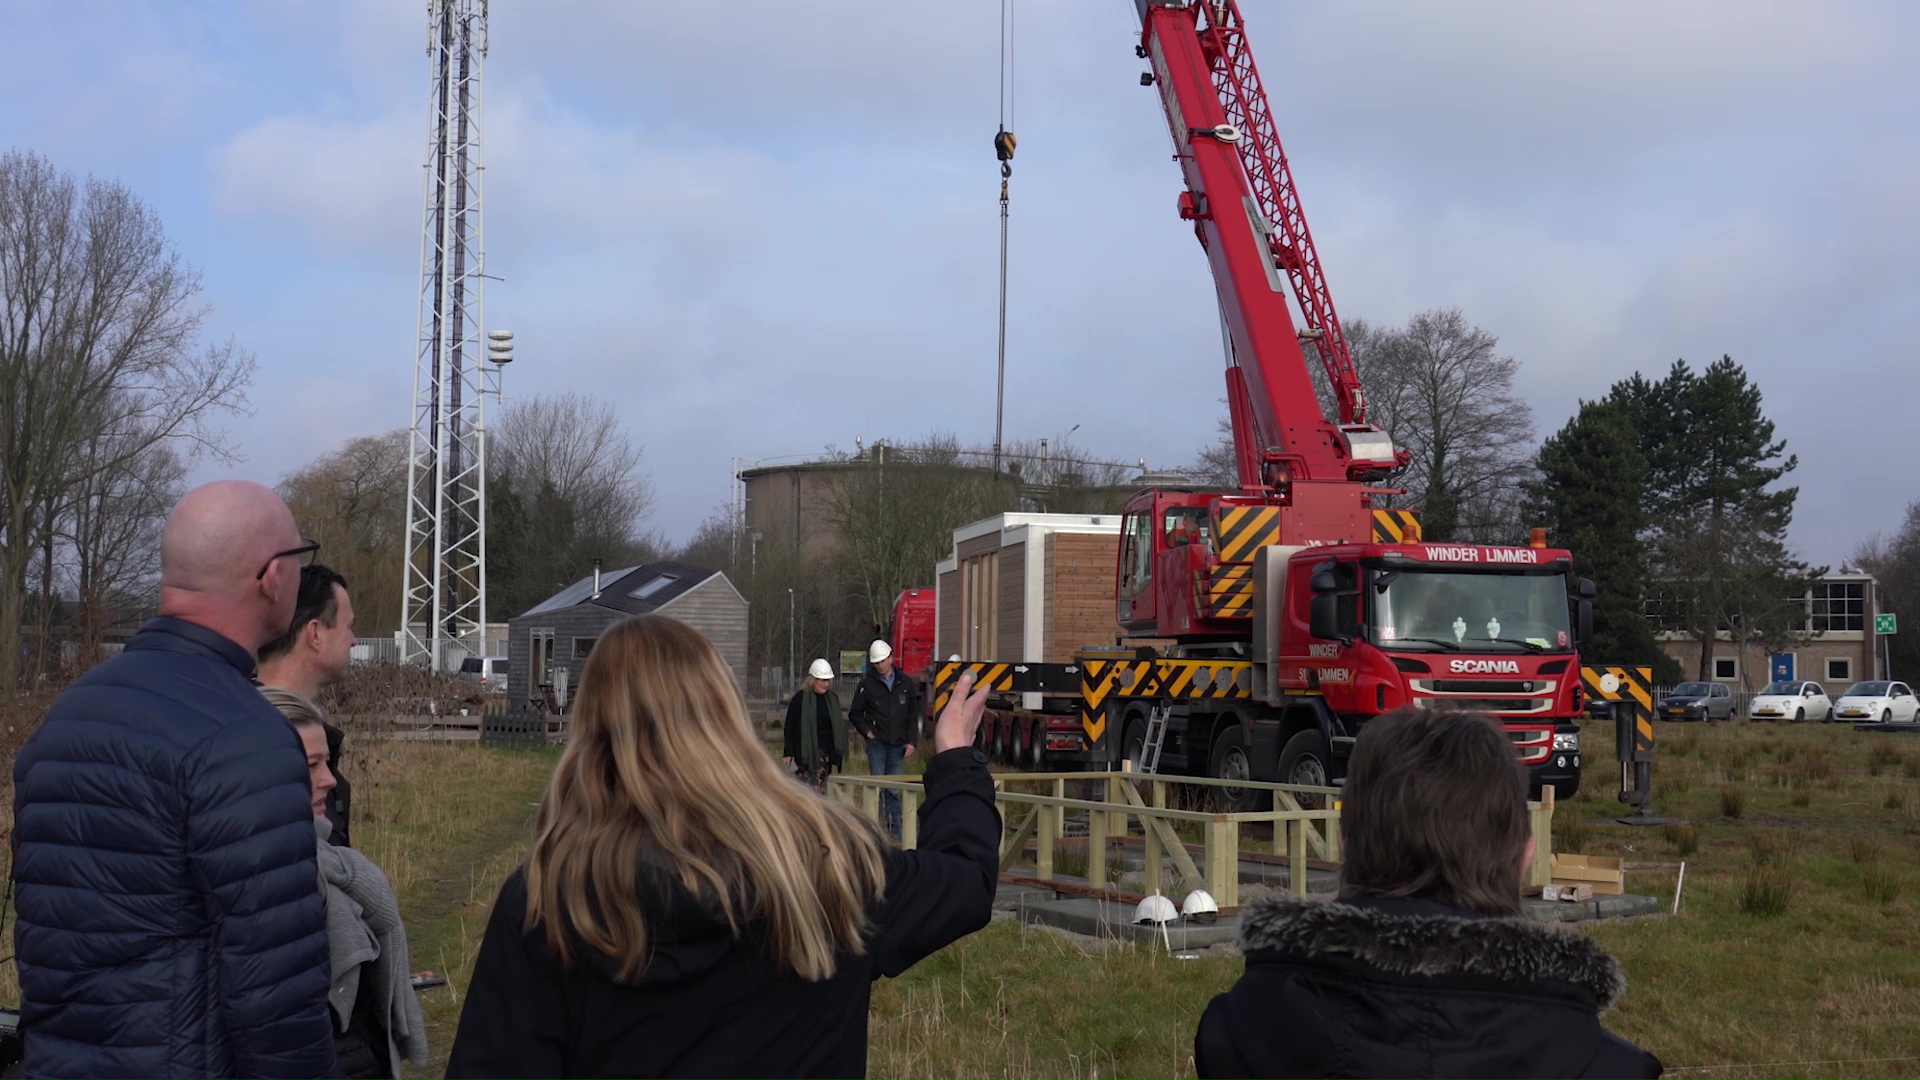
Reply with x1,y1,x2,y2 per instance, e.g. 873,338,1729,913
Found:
783,659,847,792
848,638,922,838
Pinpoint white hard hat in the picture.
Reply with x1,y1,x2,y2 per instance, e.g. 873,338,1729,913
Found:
807,658,834,681
1181,890,1219,924
1133,894,1178,925
869,639,893,663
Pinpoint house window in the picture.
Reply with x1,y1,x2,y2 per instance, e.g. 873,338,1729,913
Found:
1827,657,1852,682
1811,581,1866,632
631,574,678,601
573,636,598,660
1713,657,1737,680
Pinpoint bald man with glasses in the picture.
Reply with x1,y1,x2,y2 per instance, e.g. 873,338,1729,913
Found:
12,480,337,1079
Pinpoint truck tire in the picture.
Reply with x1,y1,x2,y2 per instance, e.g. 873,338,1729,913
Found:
1277,729,1333,810
1209,726,1262,813
1028,723,1046,769
1122,717,1147,771
1010,721,1028,769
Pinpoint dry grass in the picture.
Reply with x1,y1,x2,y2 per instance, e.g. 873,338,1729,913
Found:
14,681,1920,1078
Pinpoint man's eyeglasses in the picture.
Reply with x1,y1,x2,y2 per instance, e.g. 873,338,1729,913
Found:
256,538,321,581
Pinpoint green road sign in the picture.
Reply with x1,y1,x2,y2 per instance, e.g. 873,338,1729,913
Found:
1876,613,1897,635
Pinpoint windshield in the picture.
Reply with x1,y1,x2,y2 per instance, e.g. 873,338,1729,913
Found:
1845,682,1891,697
1758,682,1804,696
1671,682,1712,697
1368,569,1570,651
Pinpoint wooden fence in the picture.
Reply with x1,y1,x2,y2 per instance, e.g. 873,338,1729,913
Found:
828,770,1559,907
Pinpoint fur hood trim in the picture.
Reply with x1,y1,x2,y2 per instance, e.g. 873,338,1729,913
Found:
1238,894,1627,1009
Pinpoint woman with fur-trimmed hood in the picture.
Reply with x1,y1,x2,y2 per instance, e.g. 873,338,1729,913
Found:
1195,708,1661,1078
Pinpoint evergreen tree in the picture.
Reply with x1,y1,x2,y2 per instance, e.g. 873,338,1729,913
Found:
1524,400,1676,679
1608,357,1818,682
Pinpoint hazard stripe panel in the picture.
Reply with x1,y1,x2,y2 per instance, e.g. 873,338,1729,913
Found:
1213,505,1280,564
1371,508,1423,543
1202,564,1254,619
1579,665,1655,711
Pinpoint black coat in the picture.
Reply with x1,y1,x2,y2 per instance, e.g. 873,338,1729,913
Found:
445,747,1000,1079
848,667,921,747
1196,894,1661,1079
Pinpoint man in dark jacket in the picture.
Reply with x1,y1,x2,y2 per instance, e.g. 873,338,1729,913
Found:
11,481,337,1079
1195,707,1661,1079
848,638,921,836
257,563,356,846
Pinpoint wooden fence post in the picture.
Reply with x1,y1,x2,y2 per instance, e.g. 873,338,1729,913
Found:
1037,803,1055,881
1089,799,1108,889
901,786,920,850
1289,818,1309,896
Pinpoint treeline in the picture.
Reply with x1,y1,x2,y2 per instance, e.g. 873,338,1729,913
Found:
0,151,253,691
681,434,1138,687
280,393,666,638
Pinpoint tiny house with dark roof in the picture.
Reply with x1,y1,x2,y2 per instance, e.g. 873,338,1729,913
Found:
507,561,748,708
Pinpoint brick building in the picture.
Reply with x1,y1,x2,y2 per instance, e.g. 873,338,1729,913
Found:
1653,569,1885,692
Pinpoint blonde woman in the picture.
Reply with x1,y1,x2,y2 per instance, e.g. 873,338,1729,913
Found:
446,615,999,1079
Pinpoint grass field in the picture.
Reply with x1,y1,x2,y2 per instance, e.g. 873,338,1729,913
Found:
4,701,1919,1078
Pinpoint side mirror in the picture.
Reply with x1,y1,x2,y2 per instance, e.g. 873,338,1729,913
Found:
1310,593,1342,641
1576,597,1594,647
1311,570,1340,594
1578,577,1597,600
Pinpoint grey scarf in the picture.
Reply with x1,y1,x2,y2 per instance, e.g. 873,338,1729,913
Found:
314,817,428,1072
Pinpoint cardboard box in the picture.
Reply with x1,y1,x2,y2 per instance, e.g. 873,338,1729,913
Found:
1541,883,1594,902
1551,853,1625,896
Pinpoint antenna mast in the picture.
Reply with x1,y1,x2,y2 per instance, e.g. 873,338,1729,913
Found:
402,0,498,670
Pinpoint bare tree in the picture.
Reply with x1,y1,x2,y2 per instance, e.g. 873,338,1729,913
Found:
0,150,253,688
821,434,1020,632
487,393,660,619
1382,309,1534,542
278,429,410,635
63,430,186,665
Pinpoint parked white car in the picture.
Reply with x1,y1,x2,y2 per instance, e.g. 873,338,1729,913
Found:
1833,681,1919,724
1748,681,1831,723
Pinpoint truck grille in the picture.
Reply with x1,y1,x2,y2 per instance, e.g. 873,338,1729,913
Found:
1423,679,1541,694
1429,697,1552,715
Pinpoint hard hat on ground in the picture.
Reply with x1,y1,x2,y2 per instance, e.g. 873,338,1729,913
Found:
1181,890,1219,924
869,639,893,664
1134,894,1177,925
807,658,834,681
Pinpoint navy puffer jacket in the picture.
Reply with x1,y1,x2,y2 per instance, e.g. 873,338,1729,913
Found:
11,617,336,1079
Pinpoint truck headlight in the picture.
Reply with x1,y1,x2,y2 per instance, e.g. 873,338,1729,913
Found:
1552,733,1581,752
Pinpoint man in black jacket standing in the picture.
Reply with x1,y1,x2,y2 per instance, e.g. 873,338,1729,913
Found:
848,639,921,838
1195,707,1661,1079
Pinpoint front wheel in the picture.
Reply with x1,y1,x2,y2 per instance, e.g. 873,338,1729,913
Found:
1794,708,1805,723
1276,729,1334,810
1884,709,1893,724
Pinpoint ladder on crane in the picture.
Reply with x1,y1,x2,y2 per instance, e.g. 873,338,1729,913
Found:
1138,703,1172,775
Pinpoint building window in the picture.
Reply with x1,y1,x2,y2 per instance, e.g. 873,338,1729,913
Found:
1713,657,1737,680
1827,657,1852,682
1643,589,1687,633
573,636,598,660
1811,581,1866,632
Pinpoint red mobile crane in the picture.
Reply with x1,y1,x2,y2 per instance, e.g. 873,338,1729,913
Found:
938,0,1592,802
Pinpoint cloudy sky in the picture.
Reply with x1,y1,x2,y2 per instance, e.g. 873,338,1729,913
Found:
2,1,1913,566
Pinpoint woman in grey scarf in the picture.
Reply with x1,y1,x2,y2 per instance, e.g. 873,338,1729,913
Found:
264,688,428,1079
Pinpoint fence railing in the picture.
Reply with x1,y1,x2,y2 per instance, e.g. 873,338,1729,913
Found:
828,769,1560,907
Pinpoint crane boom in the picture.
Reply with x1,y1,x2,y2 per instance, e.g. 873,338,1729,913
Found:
1138,0,1403,490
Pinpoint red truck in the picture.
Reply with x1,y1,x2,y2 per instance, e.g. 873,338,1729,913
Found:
932,0,1590,802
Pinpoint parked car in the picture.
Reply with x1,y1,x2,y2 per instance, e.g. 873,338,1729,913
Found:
1748,681,1831,723
1658,681,1735,722
1833,681,1919,724
459,655,509,696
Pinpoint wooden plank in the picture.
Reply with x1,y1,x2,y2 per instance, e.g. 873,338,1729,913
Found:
1037,804,1055,881
1114,780,1206,889
1088,800,1108,889
998,806,1040,874
1289,819,1309,896
902,787,920,850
